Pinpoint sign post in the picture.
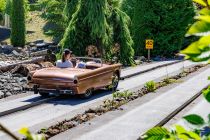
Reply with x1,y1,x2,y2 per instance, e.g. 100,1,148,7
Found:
145,39,154,61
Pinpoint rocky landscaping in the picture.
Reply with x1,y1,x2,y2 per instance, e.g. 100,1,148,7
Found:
0,39,58,99
37,64,206,139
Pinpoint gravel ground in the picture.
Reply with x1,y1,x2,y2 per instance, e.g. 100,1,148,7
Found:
0,72,28,99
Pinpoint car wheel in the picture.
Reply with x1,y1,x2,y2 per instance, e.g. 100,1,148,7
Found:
80,89,93,99
108,72,119,91
39,92,50,97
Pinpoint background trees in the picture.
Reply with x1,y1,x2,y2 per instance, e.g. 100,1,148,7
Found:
122,0,195,57
2,0,196,64
10,0,26,47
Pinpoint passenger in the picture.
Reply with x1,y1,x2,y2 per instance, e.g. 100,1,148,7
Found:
76,61,86,69
56,49,73,68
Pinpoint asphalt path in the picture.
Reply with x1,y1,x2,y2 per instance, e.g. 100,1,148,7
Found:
0,61,197,139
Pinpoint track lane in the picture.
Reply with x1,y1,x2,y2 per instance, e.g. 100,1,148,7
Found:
0,61,199,139
52,67,209,140
0,60,186,117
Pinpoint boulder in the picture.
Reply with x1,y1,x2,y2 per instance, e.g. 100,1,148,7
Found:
0,45,3,53
2,45,13,54
0,91,4,98
138,56,146,61
12,50,20,56
34,39,44,44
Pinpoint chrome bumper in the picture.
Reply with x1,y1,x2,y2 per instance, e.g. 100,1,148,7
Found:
33,85,75,95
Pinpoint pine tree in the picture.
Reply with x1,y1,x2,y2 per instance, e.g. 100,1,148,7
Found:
60,0,111,56
111,1,134,65
63,0,80,22
132,0,195,57
60,0,135,65
10,0,26,47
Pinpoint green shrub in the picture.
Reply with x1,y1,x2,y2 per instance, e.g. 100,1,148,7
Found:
112,91,133,100
0,0,5,22
0,0,5,12
10,0,26,47
29,3,41,11
131,0,195,57
145,81,156,92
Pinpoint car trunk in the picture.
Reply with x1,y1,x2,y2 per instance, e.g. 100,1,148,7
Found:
32,67,91,81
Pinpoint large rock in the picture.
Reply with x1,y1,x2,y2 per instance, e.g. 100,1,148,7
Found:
0,91,4,98
2,45,13,54
0,45,3,53
34,39,44,44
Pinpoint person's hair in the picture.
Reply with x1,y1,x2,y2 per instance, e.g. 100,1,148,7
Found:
62,49,72,62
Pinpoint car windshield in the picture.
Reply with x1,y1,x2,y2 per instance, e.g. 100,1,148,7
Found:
75,57,102,64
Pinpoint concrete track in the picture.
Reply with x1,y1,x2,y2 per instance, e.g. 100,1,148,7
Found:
0,61,199,139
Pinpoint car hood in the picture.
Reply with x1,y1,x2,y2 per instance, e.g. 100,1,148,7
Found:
32,67,91,80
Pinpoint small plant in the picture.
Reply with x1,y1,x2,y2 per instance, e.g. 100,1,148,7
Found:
112,91,133,100
0,124,45,140
163,78,178,84
145,81,156,92
19,127,45,140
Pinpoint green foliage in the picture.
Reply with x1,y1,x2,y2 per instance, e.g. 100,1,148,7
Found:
112,6,135,65
19,127,45,140
203,86,210,102
143,115,210,139
60,0,134,65
142,127,170,140
60,0,111,56
145,81,156,92
132,0,195,57
38,0,66,42
63,0,80,22
183,114,205,125
112,91,133,100
10,0,26,47
0,0,5,21
0,0,6,12
181,0,210,63
4,0,12,15
120,0,136,21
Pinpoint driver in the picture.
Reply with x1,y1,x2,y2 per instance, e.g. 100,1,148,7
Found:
56,49,74,68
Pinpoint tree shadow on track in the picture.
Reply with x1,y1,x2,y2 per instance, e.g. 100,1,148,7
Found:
22,89,119,106
47,89,115,106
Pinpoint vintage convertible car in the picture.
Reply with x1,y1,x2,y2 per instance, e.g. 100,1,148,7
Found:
28,57,121,98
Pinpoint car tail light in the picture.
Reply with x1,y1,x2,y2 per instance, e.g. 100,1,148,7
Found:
27,75,32,81
73,80,78,84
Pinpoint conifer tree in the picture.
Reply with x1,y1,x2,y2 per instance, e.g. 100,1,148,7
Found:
63,0,80,22
61,0,111,56
10,0,26,47
61,0,135,65
111,1,134,65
